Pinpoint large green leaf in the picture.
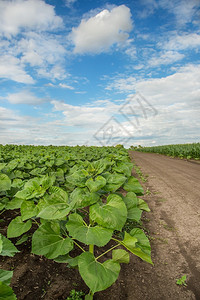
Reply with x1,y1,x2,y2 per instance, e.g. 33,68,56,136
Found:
66,169,88,187
121,232,138,253
66,213,113,247
11,179,23,189
138,198,150,212
5,198,23,210
86,159,109,176
103,173,126,192
69,187,99,209
123,177,144,195
0,197,9,211
7,216,32,238
0,174,11,192
3,159,18,173
0,163,6,171
112,249,129,264
54,254,80,267
85,176,106,192
37,187,71,220
14,176,52,200
0,234,19,257
21,200,38,221
15,185,45,200
123,192,142,222
32,222,73,259
40,175,56,190
78,252,120,294
89,194,127,231
0,282,17,300
0,269,13,285
129,228,153,264
113,161,133,177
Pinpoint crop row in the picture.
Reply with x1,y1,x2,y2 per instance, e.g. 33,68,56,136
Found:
130,143,200,159
0,145,152,299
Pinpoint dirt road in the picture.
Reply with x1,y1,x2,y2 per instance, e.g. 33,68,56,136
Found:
126,151,200,300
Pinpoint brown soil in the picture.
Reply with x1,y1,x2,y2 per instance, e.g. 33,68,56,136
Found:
1,151,200,300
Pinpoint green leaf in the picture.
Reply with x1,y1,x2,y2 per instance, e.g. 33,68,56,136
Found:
32,222,73,259
176,275,187,286
0,198,9,211
3,159,18,173
0,163,6,171
54,254,79,267
85,176,106,192
113,161,133,177
138,198,150,212
21,200,38,221
0,174,11,192
66,169,88,187
90,194,127,231
0,269,13,285
103,173,126,192
15,234,29,245
112,249,130,264
0,234,19,257
40,175,56,190
37,188,70,220
129,228,153,264
123,177,144,195
123,192,142,221
5,198,23,210
86,159,109,176
0,282,17,300
7,216,32,238
11,179,23,188
78,252,120,294
121,232,138,253
15,176,49,200
69,187,99,209
66,213,113,247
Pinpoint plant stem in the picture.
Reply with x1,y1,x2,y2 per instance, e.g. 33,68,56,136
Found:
0,209,5,216
89,244,94,254
96,243,120,260
72,239,85,252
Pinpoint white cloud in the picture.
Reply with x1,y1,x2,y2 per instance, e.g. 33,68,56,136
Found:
19,32,66,67
136,64,200,105
0,0,63,38
6,91,45,105
71,5,133,54
105,64,200,98
106,76,137,92
139,0,199,26
161,33,200,51
0,1,67,83
137,0,158,19
51,100,110,127
0,55,34,84
38,64,67,81
158,0,200,26
148,50,185,67
65,0,77,8
59,83,74,90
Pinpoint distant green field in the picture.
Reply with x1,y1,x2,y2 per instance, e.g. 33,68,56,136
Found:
130,143,200,159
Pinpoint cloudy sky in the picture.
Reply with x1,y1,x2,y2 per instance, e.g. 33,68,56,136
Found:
0,0,200,147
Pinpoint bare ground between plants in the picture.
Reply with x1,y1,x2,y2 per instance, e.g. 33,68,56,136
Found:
1,151,200,300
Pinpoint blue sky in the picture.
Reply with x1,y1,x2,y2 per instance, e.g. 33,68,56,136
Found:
0,0,200,147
